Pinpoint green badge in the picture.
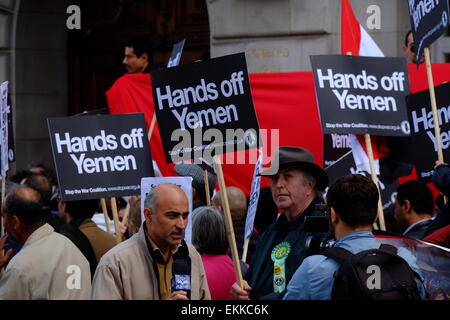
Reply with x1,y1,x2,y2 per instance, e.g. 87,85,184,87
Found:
271,242,291,293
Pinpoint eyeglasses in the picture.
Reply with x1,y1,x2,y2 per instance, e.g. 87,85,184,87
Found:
408,42,415,53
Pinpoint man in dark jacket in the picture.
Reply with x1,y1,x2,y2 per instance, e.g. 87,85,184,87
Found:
394,180,434,239
231,146,328,300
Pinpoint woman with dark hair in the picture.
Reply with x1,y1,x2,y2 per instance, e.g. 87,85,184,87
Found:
192,206,238,300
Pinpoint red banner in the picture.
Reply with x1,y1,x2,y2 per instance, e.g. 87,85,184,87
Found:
107,63,450,195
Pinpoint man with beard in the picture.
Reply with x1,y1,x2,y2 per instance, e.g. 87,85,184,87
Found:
92,183,210,300
122,36,153,74
283,174,425,300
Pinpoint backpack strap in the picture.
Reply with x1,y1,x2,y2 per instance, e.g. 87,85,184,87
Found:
322,247,354,265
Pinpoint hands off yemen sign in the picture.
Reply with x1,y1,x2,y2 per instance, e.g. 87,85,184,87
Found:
48,113,154,201
310,55,411,137
151,53,261,163
408,0,449,66
406,82,450,182
0,81,8,176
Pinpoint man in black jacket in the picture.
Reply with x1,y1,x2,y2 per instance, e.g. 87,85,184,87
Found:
231,146,328,300
394,180,434,239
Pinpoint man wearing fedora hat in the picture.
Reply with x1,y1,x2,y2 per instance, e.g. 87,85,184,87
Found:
231,146,329,300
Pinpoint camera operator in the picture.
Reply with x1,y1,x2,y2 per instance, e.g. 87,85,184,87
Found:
231,146,329,300
283,174,426,300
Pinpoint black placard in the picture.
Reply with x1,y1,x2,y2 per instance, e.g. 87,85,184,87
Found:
167,39,185,68
408,0,449,66
406,82,450,182
7,94,15,163
48,113,154,201
323,133,352,168
311,55,411,137
151,53,261,163
325,151,399,213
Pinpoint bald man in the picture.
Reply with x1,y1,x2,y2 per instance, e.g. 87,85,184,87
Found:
212,186,247,222
92,183,210,300
0,187,91,299
212,186,259,262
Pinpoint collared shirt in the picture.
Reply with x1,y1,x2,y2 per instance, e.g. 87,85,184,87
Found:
145,230,180,300
283,231,426,300
273,198,319,246
0,224,91,299
402,218,433,236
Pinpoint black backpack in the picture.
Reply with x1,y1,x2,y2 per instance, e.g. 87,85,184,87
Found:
322,244,422,300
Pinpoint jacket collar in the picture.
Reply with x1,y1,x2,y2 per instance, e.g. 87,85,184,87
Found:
137,222,190,263
22,223,54,249
275,197,322,231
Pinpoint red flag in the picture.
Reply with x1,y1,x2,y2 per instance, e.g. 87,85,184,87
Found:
341,0,387,167
106,65,450,195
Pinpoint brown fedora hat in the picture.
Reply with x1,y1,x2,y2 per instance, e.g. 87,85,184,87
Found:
259,146,328,191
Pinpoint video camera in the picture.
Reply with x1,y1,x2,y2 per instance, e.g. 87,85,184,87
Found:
304,203,335,256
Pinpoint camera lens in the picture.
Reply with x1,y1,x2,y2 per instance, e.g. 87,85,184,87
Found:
305,235,335,256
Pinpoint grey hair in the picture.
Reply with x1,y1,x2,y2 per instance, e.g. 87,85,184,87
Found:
302,171,316,187
302,171,323,200
143,189,157,212
191,206,229,255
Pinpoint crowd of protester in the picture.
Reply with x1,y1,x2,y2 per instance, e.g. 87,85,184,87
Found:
1,34,449,300
1,145,449,300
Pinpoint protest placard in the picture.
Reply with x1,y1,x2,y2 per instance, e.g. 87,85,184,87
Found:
48,113,154,201
0,81,8,177
408,0,449,66
406,82,450,181
323,133,352,168
167,39,186,68
311,55,411,137
242,150,262,262
6,94,15,163
151,52,261,164
325,151,399,213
